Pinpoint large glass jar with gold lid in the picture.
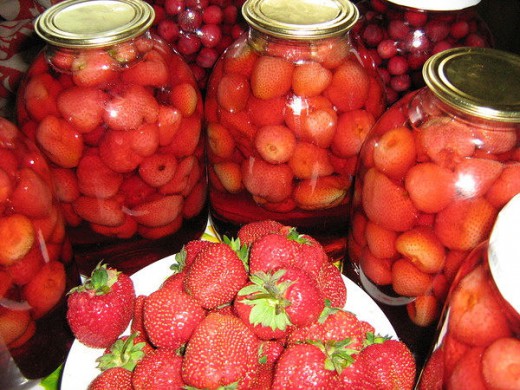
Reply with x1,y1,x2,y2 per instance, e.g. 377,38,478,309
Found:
205,0,386,263
16,0,208,276
345,47,520,366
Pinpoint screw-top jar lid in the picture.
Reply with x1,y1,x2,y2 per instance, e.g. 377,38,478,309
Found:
488,194,520,315
34,0,154,48
242,0,359,40
386,0,480,11
423,47,520,122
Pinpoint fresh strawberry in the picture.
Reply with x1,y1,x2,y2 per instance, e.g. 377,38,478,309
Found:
236,219,284,246
237,267,325,331
251,340,285,389
316,262,347,308
181,312,261,389
95,332,151,372
417,347,444,390
349,338,416,390
272,343,341,389
131,348,185,390
130,295,146,337
288,306,365,351
87,367,132,390
248,232,300,274
143,287,206,350
184,240,248,309
66,263,136,349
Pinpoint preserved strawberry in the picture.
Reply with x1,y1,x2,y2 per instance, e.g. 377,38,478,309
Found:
206,0,386,263
16,0,208,275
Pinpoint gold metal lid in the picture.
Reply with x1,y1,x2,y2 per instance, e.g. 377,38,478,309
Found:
34,0,155,48
242,0,359,40
423,47,520,122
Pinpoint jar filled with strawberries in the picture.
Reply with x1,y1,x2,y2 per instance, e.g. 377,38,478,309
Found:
417,194,520,390
352,0,494,104
0,117,79,386
16,0,208,276
205,0,386,263
345,47,520,365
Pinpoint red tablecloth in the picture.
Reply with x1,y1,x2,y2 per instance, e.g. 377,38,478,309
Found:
0,0,52,119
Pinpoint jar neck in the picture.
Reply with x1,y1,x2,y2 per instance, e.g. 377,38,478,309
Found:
247,27,353,63
408,88,519,132
384,0,480,12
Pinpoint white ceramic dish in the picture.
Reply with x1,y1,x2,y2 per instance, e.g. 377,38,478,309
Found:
61,255,397,389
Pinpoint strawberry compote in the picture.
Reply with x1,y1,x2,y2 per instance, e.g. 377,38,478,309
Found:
0,118,79,386
417,195,520,389
352,0,494,104
205,0,386,263
16,0,208,276
345,47,520,365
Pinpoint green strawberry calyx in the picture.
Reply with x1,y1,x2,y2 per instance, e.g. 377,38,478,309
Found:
223,235,250,273
68,262,119,296
95,332,146,371
237,269,294,331
308,339,359,374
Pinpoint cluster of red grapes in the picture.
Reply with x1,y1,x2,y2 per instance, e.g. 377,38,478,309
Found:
149,0,247,88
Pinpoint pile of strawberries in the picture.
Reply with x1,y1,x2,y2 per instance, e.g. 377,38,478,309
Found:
66,220,416,389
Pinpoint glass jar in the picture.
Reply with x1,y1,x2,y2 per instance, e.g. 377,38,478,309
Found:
353,0,494,103
0,117,79,387
150,0,248,90
417,194,520,389
205,0,386,263
345,47,520,365
16,0,208,276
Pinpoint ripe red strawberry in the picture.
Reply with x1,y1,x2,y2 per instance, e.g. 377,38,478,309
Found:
248,232,300,274
96,332,152,372
272,343,341,389
132,348,185,390
237,267,325,331
182,312,261,389
349,338,416,390
184,240,248,309
236,219,284,246
66,263,136,349
130,295,146,337
288,306,365,351
143,287,206,350
87,367,132,390
316,261,347,307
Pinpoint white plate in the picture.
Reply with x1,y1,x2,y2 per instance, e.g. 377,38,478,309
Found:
61,256,397,389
